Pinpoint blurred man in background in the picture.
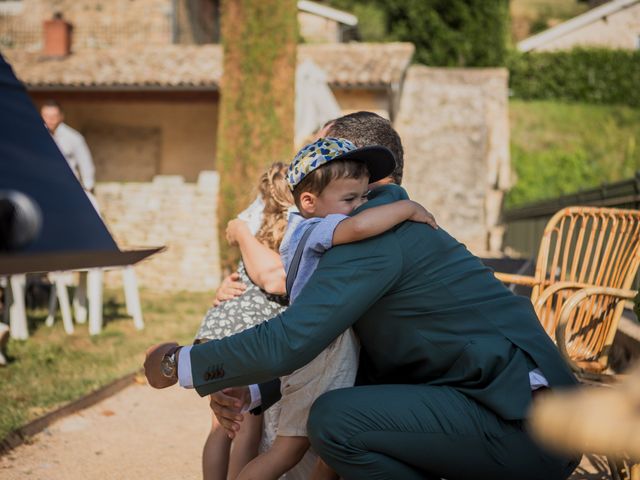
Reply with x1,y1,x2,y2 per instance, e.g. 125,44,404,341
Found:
41,100,95,195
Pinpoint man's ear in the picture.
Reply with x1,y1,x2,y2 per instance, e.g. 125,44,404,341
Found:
299,191,316,215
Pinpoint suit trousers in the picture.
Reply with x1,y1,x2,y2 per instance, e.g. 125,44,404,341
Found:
307,384,579,480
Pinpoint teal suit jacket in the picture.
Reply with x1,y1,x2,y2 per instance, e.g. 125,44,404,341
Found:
190,185,577,420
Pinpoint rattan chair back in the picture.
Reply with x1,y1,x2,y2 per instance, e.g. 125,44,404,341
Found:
531,207,640,373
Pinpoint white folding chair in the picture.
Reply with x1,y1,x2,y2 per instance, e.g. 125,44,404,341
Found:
47,266,144,335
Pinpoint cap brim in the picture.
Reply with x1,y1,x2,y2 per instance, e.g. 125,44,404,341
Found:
336,145,396,183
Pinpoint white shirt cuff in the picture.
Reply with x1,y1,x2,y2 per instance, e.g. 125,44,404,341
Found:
244,384,262,413
177,345,194,389
529,368,549,390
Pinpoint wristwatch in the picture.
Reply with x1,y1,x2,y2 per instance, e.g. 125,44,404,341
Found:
160,346,182,379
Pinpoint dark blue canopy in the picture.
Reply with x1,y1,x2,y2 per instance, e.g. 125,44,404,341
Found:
0,54,161,274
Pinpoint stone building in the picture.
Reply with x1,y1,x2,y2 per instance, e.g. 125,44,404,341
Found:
0,0,358,50
518,0,640,52
1,0,510,291
397,67,510,255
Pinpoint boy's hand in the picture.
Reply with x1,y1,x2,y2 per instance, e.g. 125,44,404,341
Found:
409,201,438,229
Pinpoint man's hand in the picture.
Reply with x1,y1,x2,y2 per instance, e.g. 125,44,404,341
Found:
209,387,251,439
409,201,438,229
225,219,251,247
144,342,179,389
213,272,247,306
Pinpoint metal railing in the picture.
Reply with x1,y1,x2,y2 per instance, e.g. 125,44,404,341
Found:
503,171,640,258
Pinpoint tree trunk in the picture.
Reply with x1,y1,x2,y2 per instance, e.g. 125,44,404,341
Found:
216,0,297,272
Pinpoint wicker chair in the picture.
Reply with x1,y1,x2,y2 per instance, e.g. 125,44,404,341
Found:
496,207,640,381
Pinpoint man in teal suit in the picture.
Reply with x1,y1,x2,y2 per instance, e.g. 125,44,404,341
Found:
145,115,579,479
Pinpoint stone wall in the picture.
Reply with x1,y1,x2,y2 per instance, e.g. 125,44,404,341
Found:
95,172,220,292
0,0,173,51
532,3,640,51
333,88,391,120
396,65,510,255
298,11,340,43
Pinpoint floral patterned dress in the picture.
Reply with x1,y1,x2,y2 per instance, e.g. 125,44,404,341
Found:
195,261,287,341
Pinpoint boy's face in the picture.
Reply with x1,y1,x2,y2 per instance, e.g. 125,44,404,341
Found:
305,176,370,218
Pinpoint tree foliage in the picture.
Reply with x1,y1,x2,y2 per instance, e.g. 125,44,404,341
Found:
328,0,510,66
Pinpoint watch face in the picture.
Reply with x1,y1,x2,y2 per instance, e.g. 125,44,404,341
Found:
160,355,176,378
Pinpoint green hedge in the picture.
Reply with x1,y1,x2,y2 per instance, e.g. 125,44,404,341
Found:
508,48,640,106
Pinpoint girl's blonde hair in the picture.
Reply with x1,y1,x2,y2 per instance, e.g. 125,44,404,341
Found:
255,162,293,251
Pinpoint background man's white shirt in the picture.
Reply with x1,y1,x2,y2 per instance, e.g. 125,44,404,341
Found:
52,122,95,191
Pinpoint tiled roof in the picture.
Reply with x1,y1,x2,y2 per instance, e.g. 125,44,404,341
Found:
298,43,414,87
3,43,414,89
4,45,223,89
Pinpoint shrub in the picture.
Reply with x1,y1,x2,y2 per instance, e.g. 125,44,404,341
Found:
328,0,510,67
508,48,640,106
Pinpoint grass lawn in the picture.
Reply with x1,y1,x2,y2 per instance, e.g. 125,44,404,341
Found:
508,99,640,207
0,289,212,442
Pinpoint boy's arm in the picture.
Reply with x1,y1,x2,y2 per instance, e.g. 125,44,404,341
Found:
333,200,436,246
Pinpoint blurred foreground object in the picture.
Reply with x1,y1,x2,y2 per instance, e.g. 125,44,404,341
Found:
530,365,640,463
0,53,161,275
0,190,42,252
0,53,162,339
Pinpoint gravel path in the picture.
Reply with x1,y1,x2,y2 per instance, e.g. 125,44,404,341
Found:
0,380,210,479
0,378,613,480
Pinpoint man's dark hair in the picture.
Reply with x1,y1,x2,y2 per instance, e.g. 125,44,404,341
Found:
42,99,63,112
325,112,404,185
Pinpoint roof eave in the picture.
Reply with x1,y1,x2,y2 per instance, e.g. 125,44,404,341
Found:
329,82,388,90
25,84,220,91
517,0,640,52
297,0,358,26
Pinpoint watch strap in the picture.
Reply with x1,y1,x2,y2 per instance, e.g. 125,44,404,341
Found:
165,345,181,359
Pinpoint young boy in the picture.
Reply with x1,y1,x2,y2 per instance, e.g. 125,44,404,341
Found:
235,137,433,480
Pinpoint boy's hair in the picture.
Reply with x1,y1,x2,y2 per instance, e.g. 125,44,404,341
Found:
255,162,293,251
292,160,369,211
324,112,404,185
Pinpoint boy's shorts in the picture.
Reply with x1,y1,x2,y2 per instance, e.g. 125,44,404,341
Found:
277,328,359,437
